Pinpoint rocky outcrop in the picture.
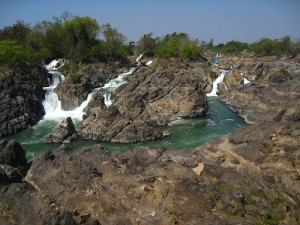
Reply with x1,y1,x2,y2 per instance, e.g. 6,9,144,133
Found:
1,121,298,224
0,64,48,137
80,58,210,143
45,117,76,143
0,140,28,184
217,56,300,124
55,61,130,110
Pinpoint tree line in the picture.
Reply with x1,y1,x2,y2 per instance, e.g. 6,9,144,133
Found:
202,37,300,57
0,12,299,67
0,12,133,66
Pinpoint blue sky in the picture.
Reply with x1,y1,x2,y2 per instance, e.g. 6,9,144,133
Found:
0,0,299,44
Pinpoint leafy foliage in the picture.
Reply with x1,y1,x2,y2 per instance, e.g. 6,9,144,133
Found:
136,32,203,59
0,12,299,66
0,13,132,65
0,40,28,65
250,38,282,56
137,33,157,56
69,74,81,83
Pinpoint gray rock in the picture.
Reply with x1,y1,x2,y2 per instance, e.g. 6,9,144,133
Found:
45,117,76,143
220,57,300,124
80,58,210,143
0,140,28,185
0,64,47,137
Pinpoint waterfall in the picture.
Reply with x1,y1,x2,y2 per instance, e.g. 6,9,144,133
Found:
101,54,144,107
43,60,87,121
42,54,144,121
240,73,250,84
207,70,228,96
243,78,250,84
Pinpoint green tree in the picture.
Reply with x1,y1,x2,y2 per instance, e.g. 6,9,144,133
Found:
0,40,28,65
251,38,282,56
136,33,157,56
155,32,202,59
64,16,100,47
0,20,31,45
90,23,127,60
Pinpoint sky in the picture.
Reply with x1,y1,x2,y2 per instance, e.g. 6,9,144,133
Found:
0,0,299,44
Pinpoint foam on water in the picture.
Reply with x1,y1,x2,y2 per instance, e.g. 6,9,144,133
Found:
207,70,228,96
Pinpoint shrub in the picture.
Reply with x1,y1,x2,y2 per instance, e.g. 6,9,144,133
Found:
69,74,81,83
0,40,28,65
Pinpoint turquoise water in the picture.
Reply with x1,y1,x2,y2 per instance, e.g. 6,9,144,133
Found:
1,97,246,159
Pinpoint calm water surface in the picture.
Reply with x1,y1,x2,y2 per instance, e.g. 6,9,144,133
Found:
1,96,246,159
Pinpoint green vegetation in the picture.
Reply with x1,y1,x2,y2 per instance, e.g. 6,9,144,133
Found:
0,12,299,67
69,74,81,83
136,32,203,60
0,12,132,66
0,40,28,65
205,36,300,56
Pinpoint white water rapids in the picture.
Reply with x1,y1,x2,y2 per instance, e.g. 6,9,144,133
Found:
207,70,228,96
42,54,145,121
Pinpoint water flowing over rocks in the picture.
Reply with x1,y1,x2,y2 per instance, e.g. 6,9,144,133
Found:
0,121,299,224
214,56,300,124
54,61,130,110
80,58,210,143
0,64,48,137
45,117,76,143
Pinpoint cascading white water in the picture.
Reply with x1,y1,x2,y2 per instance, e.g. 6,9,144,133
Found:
43,60,87,121
101,54,144,107
42,54,144,121
243,78,250,84
240,72,250,84
207,70,228,96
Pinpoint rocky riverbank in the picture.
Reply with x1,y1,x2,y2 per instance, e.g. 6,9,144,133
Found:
54,60,130,110
79,57,211,143
1,121,299,224
212,55,300,124
0,63,48,137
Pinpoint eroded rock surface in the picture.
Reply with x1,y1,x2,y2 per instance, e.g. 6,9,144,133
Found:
55,61,130,110
1,122,299,224
0,64,48,136
216,56,300,124
45,117,76,143
0,140,28,185
80,58,210,143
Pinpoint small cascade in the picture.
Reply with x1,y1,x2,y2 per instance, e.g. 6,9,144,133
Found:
241,72,250,84
45,59,67,71
42,55,144,121
207,70,228,96
243,78,250,84
43,60,88,121
101,54,144,107
146,61,153,66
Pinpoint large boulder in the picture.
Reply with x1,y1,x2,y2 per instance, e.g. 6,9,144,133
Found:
80,58,210,143
0,140,28,184
0,64,48,137
45,117,76,143
0,140,27,168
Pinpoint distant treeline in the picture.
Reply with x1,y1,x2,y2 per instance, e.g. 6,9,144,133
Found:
0,12,299,66
202,37,300,56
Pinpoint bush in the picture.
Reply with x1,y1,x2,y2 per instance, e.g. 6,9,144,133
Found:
0,40,28,65
250,38,283,56
69,74,81,83
154,32,202,59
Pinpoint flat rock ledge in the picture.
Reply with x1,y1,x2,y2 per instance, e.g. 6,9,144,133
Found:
0,121,299,224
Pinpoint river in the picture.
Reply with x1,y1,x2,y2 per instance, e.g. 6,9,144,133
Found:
1,58,246,159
